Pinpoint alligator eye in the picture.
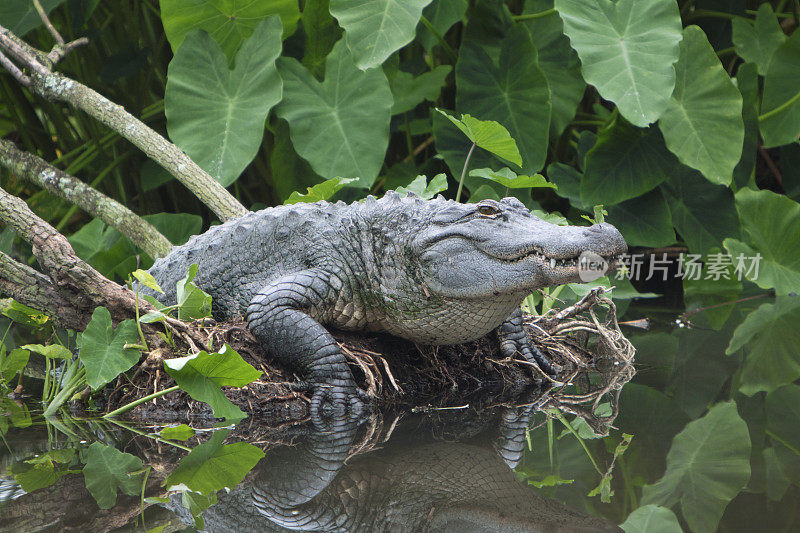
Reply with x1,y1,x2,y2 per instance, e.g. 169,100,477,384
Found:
477,204,500,216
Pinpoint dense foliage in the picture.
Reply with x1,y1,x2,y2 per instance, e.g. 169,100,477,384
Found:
1,0,800,531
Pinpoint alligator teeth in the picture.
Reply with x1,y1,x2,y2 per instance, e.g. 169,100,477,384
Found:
550,258,556,268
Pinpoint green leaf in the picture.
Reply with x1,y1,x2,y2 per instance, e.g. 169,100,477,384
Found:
276,40,393,188
165,429,264,494
469,168,556,190
417,0,467,52
606,189,674,248
160,424,196,441
436,109,522,167
0,299,48,327
21,344,71,360
621,505,682,533
164,345,261,420
13,462,76,493
143,213,203,247
330,0,433,70
726,297,800,395
0,0,66,37
660,165,739,256
0,347,29,378
82,442,144,509
765,385,800,488
455,25,550,173
520,0,585,135
759,31,800,148
394,174,448,199
284,177,357,205
176,264,213,320
658,26,744,185
132,270,163,294
78,307,140,390
165,17,283,187
642,401,751,533
731,4,786,76
555,0,682,127
386,64,451,115
581,117,678,206
160,0,299,60
723,188,800,295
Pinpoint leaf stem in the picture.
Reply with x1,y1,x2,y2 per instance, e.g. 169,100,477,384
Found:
687,9,749,21
102,385,179,419
758,89,800,122
512,8,556,21
456,142,476,203
553,409,602,474
418,16,457,62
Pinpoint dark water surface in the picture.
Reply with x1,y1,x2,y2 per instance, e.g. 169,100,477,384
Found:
1,296,799,532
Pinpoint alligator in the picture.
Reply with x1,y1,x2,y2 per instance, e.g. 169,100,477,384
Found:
145,193,627,412
165,403,623,532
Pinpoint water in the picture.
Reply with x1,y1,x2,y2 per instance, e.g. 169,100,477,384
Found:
1,295,799,532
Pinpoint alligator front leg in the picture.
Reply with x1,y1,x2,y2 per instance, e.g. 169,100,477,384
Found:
497,307,561,376
246,269,368,415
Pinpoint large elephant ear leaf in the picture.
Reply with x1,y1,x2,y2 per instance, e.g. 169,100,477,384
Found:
555,0,682,127
657,26,744,186
276,40,394,188
165,17,284,187
330,0,434,69
160,0,299,60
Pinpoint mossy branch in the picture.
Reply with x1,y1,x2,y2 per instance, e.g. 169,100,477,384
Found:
0,250,86,330
0,139,172,259
0,24,248,222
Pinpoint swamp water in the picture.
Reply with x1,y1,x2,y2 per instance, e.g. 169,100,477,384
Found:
0,295,799,532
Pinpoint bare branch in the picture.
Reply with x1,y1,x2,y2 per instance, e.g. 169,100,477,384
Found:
31,0,64,46
0,50,30,87
0,139,172,258
0,24,248,222
47,37,89,64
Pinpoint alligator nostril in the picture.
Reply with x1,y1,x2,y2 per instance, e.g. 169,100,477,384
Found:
587,224,603,233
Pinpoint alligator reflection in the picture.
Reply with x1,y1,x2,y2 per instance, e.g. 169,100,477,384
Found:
170,389,623,532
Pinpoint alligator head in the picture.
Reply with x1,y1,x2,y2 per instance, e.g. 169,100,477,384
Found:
412,197,627,299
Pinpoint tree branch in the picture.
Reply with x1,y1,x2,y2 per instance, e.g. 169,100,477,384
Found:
0,250,86,330
0,139,172,258
0,24,248,222
0,184,140,319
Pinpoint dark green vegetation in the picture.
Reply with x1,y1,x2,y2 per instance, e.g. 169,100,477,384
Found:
0,0,800,532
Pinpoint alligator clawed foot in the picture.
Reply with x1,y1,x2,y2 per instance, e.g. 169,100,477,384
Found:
308,384,372,429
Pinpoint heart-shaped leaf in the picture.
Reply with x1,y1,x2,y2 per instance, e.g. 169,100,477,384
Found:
455,25,550,173
657,26,744,186
164,345,261,420
555,0,682,127
82,442,144,509
642,401,751,533
277,40,393,188
165,17,283,187
78,307,140,390
436,109,522,167
165,429,264,495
